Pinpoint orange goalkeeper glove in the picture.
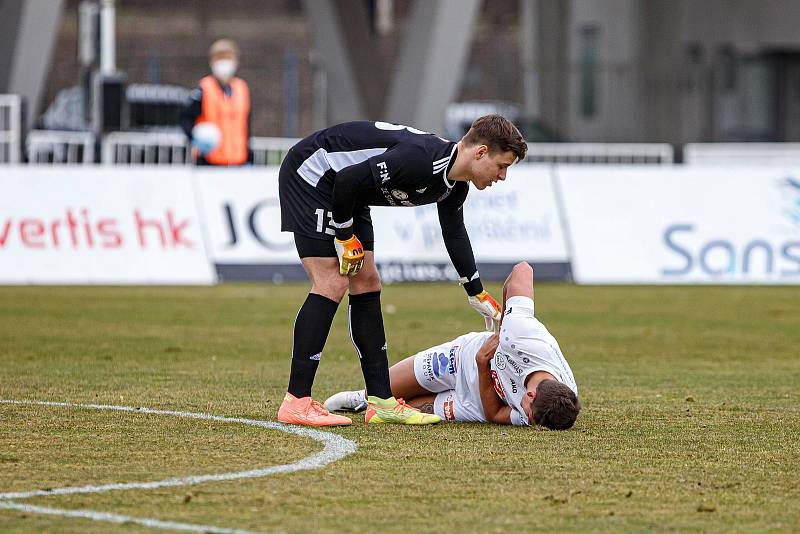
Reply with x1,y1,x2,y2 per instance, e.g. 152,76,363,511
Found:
467,290,502,331
334,235,365,276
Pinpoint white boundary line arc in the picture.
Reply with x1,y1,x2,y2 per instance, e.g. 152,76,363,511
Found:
0,501,260,534
0,399,358,533
0,400,357,500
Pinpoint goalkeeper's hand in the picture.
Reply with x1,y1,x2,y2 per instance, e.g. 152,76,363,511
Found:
334,235,365,276
467,290,502,331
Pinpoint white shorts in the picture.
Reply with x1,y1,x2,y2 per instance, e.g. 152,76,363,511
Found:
411,333,492,423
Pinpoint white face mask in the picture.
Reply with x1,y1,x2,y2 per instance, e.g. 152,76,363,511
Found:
211,59,237,81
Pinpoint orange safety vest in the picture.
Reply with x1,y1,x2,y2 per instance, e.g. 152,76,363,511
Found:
196,75,250,165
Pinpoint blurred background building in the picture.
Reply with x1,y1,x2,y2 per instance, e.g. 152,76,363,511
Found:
3,0,800,163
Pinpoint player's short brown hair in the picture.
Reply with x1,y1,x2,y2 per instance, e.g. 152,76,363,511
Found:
461,114,527,162
532,379,581,430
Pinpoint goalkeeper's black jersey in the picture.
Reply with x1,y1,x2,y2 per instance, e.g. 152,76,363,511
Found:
280,120,482,295
287,120,468,210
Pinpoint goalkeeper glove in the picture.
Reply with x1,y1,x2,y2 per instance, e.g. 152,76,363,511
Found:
334,235,365,276
467,290,502,331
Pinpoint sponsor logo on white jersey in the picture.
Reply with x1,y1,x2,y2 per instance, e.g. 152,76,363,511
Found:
497,350,524,376
443,393,456,421
490,370,506,400
432,349,457,378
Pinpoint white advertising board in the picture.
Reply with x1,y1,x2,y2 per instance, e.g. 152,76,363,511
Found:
557,166,800,284
0,166,216,284
371,165,568,262
193,166,569,281
192,167,297,264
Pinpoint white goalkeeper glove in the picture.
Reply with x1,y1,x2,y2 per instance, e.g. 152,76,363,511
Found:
467,290,502,331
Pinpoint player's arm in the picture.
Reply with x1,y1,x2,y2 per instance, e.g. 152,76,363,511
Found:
329,160,374,275
331,160,373,241
502,261,535,314
475,334,512,424
437,196,480,294
438,189,501,330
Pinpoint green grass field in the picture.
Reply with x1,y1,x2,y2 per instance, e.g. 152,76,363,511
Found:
1,283,799,533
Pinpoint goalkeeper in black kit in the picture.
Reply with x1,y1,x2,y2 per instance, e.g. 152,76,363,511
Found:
276,115,527,427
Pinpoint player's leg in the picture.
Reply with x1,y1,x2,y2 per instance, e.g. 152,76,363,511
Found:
323,353,434,412
346,209,394,400
278,235,351,426
361,347,449,424
389,354,440,399
321,248,383,413
411,390,463,422
287,244,348,399
347,250,394,400
276,155,352,426
347,210,439,425
404,394,438,414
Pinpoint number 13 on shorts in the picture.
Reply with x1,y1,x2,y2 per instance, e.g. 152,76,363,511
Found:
314,209,335,236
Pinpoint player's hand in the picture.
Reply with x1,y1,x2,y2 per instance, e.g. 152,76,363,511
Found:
468,290,502,331
475,333,500,367
334,235,365,276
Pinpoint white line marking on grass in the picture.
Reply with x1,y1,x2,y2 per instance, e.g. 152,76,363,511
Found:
0,399,358,533
0,501,260,534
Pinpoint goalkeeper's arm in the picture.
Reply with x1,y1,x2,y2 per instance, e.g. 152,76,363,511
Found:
437,202,483,296
331,160,373,241
438,202,501,330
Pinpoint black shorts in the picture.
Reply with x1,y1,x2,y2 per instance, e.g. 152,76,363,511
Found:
294,232,374,258
279,147,375,255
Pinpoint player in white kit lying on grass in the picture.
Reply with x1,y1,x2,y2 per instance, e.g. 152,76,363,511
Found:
325,262,581,430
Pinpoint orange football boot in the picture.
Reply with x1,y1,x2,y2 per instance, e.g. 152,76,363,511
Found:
277,392,352,427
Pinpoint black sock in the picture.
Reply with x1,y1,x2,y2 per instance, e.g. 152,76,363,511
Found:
287,293,339,398
349,291,392,399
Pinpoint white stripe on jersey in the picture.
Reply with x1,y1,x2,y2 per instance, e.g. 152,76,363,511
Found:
432,145,456,174
297,147,388,187
434,144,458,190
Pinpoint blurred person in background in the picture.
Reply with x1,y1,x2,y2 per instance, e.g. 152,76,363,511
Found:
181,39,251,166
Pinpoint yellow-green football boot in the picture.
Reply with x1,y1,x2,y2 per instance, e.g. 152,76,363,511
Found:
365,396,441,425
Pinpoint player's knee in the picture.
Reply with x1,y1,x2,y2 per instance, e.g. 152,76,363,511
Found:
312,273,349,302
350,266,381,293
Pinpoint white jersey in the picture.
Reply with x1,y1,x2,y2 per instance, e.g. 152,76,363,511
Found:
411,295,577,425
491,296,578,426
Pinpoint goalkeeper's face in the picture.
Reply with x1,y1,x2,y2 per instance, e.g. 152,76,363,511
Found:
470,148,516,190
